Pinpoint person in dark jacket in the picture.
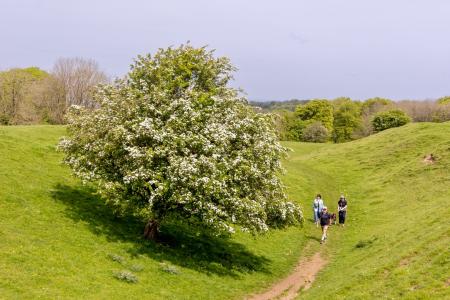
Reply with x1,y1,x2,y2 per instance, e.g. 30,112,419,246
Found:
338,195,348,226
320,207,331,244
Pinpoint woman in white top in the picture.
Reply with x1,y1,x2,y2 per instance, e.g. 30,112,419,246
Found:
312,194,324,227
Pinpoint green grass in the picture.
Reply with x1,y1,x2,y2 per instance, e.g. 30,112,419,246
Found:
0,125,310,299
285,122,450,299
0,123,449,299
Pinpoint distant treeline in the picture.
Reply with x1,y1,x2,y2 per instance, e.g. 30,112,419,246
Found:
251,97,450,143
2,62,450,143
0,58,106,125
249,99,309,112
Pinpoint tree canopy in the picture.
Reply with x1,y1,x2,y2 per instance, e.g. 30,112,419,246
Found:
59,45,303,239
332,98,362,143
437,96,450,105
295,99,334,132
0,67,49,124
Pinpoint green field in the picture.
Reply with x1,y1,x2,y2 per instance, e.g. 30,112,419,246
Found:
0,124,449,299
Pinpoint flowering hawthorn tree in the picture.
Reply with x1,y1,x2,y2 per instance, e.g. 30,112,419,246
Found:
59,45,303,240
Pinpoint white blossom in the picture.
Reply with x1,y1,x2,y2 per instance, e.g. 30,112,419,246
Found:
59,45,303,235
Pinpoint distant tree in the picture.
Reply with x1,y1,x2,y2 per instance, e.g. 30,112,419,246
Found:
250,99,309,112
59,45,303,240
361,97,392,115
295,99,334,132
437,96,450,105
22,67,48,79
0,60,107,125
271,110,298,140
30,75,66,124
372,109,411,132
52,57,107,108
301,122,330,143
272,109,315,141
394,100,444,122
332,98,362,143
288,119,311,141
356,97,393,137
0,67,49,124
29,57,108,124
432,97,450,122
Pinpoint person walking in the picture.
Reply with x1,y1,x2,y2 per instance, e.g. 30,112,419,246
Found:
312,194,324,227
320,207,331,244
338,195,348,227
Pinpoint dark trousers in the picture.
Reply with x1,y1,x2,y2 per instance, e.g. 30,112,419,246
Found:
339,211,346,224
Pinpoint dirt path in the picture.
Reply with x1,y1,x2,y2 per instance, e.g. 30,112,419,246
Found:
247,251,327,300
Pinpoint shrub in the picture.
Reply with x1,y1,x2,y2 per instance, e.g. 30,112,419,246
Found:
160,263,181,275
372,110,411,132
114,270,138,283
108,254,125,264
301,122,329,143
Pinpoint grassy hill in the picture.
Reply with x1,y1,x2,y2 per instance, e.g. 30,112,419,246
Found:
286,122,450,299
0,123,449,299
0,126,310,299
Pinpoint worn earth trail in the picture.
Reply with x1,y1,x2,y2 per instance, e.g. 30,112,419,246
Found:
247,250,327,300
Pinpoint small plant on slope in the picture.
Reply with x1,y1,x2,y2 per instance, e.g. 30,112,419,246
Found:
160,263,181,275
108,254,126,264
114,270,138,283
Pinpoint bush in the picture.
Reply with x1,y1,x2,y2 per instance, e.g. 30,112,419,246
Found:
160,263,181,275
108,254,125,264
372,110,411,132
301,122,329,143
114,270,138,283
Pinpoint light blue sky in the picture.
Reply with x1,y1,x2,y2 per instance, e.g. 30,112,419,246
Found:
1,0,449,100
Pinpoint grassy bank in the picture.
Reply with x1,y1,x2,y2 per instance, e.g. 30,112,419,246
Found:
0,123,448,299
0,126,312,299
290,122,450,299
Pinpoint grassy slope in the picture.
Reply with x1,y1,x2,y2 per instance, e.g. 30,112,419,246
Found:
0,123,448,299
0,126,313,299
284,122,450,299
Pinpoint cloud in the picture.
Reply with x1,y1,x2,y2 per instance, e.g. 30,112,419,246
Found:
289,33,309,45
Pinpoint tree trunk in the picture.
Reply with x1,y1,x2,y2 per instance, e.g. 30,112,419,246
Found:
143,219,159,240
